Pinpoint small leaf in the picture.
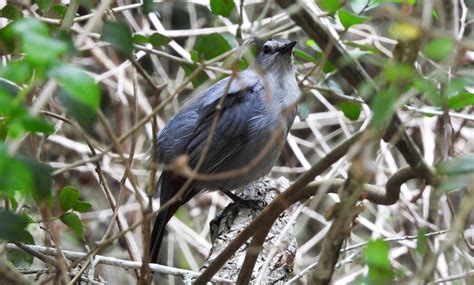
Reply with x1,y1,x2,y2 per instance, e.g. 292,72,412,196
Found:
12,19,67,66
1,4,23,20
370,88,397,130
364,239,394,284
59,186,80,211
194,33,234,60
0,60,33,84
416,227,427,255
149,33,171,47
35,0,52,12
210,0,235,17
437,155,474,176
389,22,421,40
50,64,100,110
0,210,29,241
52,4,68,19
60,212,84,239
447,93,474,109
306,39,323,53
7,230,34,268
338,9,368,29
18,116,54,135
323,61,336,73
298,103,310,120
24,34,68,66
339,101,361,121
73,201,92,213
0,149,33,197
101,21,134,55
143,0,154,13
424,38,454,61
133,34,149,45
413,78,440,106
382,63,415,82
180,63,210,88
58,88,97,129
294,49,316,63
18,157,53,203
319,0,341,14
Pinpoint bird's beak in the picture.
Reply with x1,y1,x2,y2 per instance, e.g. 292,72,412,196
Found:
277,41,297,54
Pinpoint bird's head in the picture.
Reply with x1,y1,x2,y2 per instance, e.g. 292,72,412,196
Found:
256,39,297,73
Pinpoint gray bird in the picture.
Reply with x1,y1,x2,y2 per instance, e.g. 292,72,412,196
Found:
150,39,299,262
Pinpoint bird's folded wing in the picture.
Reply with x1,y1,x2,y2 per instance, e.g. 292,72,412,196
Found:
187,72,266,173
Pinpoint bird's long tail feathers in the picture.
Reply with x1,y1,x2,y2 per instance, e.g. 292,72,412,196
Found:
150,172,188,263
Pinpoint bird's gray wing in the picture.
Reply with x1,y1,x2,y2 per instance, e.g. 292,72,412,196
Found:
186,72,266,173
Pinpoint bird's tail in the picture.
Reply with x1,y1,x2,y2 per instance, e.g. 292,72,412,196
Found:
150,172,189,263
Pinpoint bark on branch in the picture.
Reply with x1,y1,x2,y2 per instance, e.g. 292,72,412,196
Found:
201,178,297,284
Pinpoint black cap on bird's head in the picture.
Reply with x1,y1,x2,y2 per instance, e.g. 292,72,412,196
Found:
255,38,297,71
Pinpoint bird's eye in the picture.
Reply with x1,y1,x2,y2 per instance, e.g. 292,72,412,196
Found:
262,45,271,54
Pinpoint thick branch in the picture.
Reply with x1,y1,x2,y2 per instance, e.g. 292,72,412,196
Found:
202,178,297,284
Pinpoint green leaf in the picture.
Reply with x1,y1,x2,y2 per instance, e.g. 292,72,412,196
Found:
338,9,368,29
7,230,34,268
298,103,310,120
370,88,397,130
12,18,48,36
73,201,92,213
0,23,16,55
133,34,149,45
59,186,80,211
382,63,415,82
437,175,474,192
364,239,394,284
294,49,316,63
0,60,33,84
194,33,234,60
0,210,30,241
101,21,134,55
446,78,470,97
323,61,336,73
437,155,474,176
389,22,421,40
180,63,209,88
149,33,171,47
0,149,33,197
60,212,84,239
1,4,23,20
349,0,381,13
18,157,53,203
416,227,427,255
306,39,323,53
424,38,454,61
413,78,440,105
12,19,68,66
18,116,54,135
210,0,235,17
339,101,361,121
35,0,52,12
319,0,341,14
143,0,154,13
52,4,68,19
447,93,474,109
57,88,97,129
23,34,68,66
50,64,100,110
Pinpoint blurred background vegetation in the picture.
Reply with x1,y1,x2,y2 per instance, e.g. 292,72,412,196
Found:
0,0,473,284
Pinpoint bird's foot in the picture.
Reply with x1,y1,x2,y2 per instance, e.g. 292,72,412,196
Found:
221,190,265,210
